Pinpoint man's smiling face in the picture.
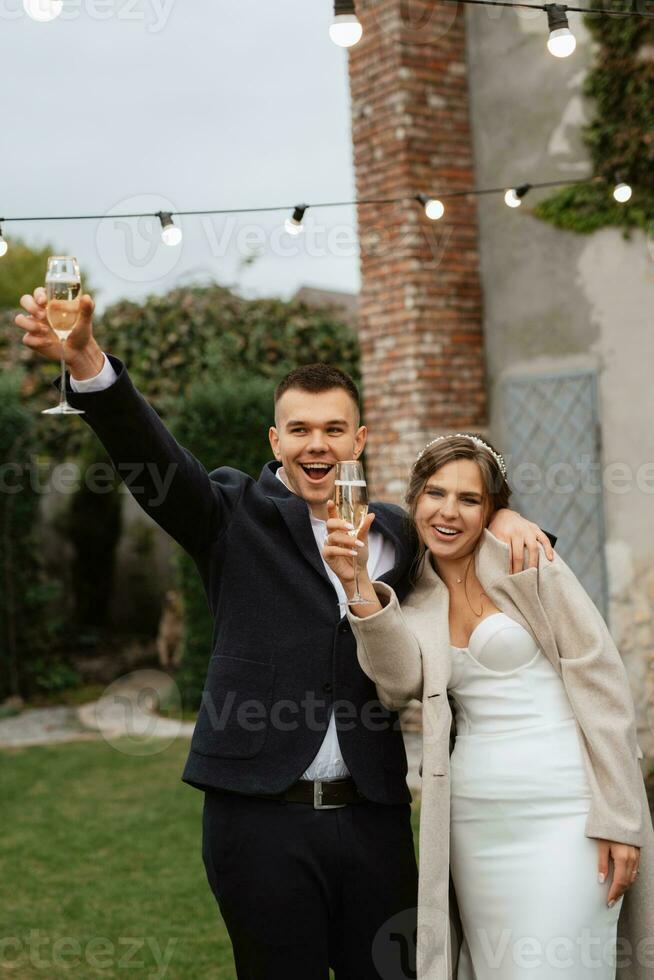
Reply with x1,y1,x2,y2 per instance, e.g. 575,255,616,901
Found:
269,386,367,517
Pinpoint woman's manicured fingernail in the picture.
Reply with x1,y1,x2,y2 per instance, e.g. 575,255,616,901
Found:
598,873,606,884
350,550,358,557
355,540,365,548
345,522,354,530
608,900,615,908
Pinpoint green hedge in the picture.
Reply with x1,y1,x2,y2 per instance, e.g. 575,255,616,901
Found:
61,442,123,636
171,375,276,711
1,283,359,458
0,371,64,700
2,281,359,696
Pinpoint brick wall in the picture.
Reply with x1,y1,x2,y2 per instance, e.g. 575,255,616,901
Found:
348,0,487,503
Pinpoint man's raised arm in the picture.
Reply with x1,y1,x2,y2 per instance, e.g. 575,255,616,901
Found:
15,288,245,557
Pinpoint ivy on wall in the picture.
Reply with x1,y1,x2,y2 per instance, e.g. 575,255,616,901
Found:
535,9,654,234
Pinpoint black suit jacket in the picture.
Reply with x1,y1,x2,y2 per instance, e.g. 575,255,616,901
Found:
62,357,418,804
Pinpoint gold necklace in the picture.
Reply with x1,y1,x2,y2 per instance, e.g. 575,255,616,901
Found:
457,555,486,617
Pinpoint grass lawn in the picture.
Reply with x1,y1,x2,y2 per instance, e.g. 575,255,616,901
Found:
1,738,421,979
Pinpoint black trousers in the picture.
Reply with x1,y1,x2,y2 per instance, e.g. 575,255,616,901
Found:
202,789,419,980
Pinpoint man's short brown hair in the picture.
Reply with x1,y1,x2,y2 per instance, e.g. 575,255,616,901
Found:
274,364,361,418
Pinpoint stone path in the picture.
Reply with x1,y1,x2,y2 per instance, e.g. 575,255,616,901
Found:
0,705,98,748
0,670,193,749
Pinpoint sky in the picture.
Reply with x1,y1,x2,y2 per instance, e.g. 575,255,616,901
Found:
5,0,361,312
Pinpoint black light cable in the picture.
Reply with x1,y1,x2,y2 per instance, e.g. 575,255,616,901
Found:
437,0,654,59
0,174,634,254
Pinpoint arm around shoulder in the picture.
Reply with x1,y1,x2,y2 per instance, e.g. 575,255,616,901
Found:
347,582,423,709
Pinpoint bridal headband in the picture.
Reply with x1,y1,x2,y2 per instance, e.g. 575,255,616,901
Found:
415,433,508,478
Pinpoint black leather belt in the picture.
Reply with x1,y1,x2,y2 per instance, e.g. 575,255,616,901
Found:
250,778,365,809
283,778,365,809
209,778,366,810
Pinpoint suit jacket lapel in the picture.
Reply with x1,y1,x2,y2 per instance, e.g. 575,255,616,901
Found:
260,462,333,588
370,504,415,593
260,462,416,595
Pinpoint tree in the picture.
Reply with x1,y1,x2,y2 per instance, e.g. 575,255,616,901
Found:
0,238,70,311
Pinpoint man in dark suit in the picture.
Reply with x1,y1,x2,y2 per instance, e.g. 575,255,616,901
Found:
16,289,555,979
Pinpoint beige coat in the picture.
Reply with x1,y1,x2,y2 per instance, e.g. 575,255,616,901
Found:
348,529,654,980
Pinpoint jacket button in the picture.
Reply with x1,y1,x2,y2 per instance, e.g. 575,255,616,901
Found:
338,622,350,634
323,682,333,693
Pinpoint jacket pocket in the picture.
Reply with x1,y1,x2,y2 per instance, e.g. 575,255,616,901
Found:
191,655,276,759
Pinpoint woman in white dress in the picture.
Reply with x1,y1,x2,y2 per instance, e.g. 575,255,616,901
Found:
322,434,651,980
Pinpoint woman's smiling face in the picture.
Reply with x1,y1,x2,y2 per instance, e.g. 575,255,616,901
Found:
414,458,489,561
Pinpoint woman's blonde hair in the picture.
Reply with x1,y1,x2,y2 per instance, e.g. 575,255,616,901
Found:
405,434,512,577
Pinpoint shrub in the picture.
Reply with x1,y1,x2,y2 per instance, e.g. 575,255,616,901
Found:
0,370,64,700
172,374,275,711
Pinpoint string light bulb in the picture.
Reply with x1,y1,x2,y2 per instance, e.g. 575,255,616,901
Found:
416,194,445,221
23,0,63,21
613,176,632,204
329,0,363,48
0,223,7,258
545,4,576,58
504,183,532,208
157,212,183,247
285,204,308,236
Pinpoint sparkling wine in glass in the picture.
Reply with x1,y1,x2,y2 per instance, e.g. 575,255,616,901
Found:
42,256,84,416
334,460,375,606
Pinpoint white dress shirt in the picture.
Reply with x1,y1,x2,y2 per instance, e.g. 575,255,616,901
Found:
70,355,397,780
274,468,395,779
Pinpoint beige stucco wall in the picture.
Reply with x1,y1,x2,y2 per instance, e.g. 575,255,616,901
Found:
466,8,654,763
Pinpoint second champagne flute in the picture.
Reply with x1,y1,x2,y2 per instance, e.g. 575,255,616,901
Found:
333,460,375,606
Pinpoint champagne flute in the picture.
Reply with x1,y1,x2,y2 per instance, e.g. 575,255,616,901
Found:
41,256,85,416
334,460,375,606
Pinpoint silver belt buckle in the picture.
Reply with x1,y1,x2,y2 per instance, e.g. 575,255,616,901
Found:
313,780,347,810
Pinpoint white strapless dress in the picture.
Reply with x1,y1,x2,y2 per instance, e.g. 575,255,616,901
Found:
449,612,622,979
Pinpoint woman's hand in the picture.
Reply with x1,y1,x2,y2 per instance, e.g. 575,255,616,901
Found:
323,501,375,589
598,839,640,907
